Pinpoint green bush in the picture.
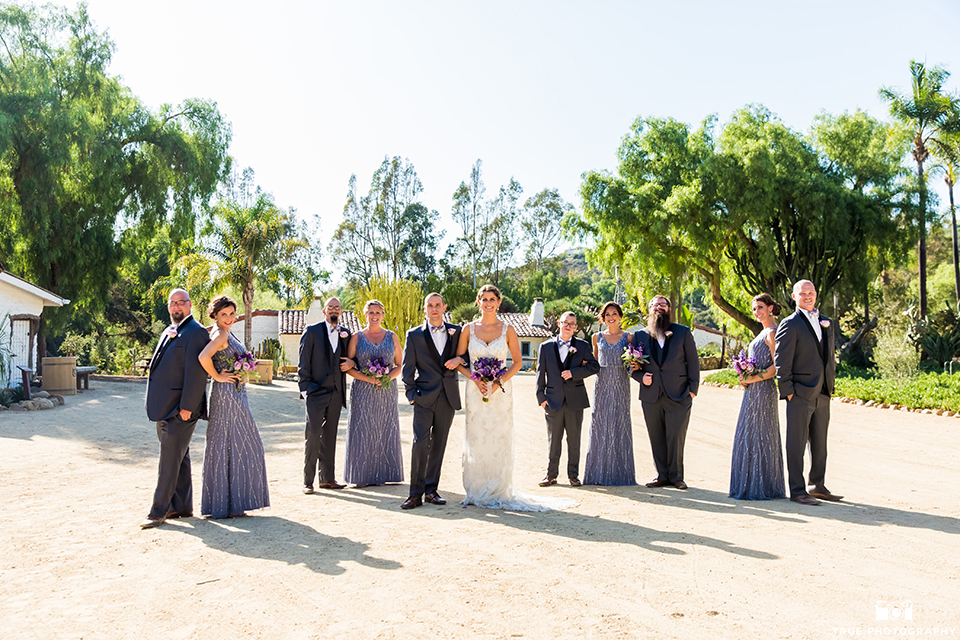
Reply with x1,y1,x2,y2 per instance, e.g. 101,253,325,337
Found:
451,302,479,324
872,328,921,378
704,369,740,385
834,372,960,412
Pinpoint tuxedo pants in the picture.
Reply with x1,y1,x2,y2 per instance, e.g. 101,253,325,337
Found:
545,401,584,479
149,415,197,518
785,392,831,497
409,393,455,497
641,394,692,483
304,389,344,486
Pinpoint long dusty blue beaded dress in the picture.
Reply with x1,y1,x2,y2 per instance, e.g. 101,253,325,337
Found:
583,333,636,486
729,327,786,500
201,333,270,518
345,331,404,486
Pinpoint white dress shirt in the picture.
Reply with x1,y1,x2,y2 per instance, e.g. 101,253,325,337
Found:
327,323,341,352
800,308,822,342
428,323,447,354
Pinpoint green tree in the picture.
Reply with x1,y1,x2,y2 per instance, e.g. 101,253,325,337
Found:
487,178,523,285
522,188,574,272
880,61,960,316
451,159,489,288
0,2,231,332
352,277,424,348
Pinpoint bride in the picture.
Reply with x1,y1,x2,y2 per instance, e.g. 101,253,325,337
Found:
455,284,576,511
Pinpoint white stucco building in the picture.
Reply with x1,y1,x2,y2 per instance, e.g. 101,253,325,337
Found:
0,271,70,386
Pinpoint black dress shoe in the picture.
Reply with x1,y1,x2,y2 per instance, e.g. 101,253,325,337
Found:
302,485,315,494
568,477,582,487
165,510,193,519
645,479,670,488
809,489,843,502
401,496,423,510
318,482,346,489
424,492,446,505
539,477,557,487
139,515,165,529
673,480,688,490
791,494,821,506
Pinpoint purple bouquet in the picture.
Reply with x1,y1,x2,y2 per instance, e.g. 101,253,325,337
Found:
470,356,508,403
363,356,392,390
232,351,258,390
731,349,765,379
621,343,649,369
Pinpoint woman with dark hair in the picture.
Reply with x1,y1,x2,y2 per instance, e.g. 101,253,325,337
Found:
729,293,786,500
583,302,636,486
197,295,271,518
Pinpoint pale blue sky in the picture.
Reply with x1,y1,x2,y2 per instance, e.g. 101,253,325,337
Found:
77,0,960,280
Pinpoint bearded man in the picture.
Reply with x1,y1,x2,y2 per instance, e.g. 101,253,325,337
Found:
629,295,699,490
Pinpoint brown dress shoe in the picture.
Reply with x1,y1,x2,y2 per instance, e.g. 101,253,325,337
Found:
673,480,688,490
568,477,582,487
318,482,346,489
645,479,670,488
424,492,446,505
539,477,557,487
165,510,193,519
139,515,165,529
401,495,423,510
302,485,315,495
809,489,843,502
791,494,821,506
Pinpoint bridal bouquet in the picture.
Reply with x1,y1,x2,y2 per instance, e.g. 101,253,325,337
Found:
471,356,508,402
731,349,765,379
621,343,649,368
232,351,258,390
363,357,392,390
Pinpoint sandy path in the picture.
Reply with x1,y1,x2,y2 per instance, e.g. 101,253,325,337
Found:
1,374,957,639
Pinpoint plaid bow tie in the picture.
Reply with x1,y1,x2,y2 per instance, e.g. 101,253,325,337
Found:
430,324,446,333
558,339,571,348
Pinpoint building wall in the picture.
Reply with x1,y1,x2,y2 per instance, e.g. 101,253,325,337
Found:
0,281,45,387
230,314,280,353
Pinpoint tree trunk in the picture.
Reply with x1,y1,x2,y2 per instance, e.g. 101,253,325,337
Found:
706,274,761,334
918,161,928,317
949,180,959,303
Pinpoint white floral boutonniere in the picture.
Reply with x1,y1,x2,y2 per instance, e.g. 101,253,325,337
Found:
819,320,830,328
163,326,179,340
569,346,577,354
665,330,673,337
339,330,349,339
447,327,456,336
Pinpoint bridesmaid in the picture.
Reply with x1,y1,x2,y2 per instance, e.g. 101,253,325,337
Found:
344,299,404,487
583,302,637,486
198,295,271,518
729,293,786,500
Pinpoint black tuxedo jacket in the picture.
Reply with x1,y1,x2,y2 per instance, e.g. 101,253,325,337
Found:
774,310,836,401
631,324,700,403
145,316,210,422
535,336,600,411
401,322,464,410
298,320,351,407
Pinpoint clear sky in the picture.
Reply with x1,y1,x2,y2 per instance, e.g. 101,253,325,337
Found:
75,0,960,281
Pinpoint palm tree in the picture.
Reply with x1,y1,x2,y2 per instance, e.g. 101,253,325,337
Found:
930,128,960,302
879,61,960,316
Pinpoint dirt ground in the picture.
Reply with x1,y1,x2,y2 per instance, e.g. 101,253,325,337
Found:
1,373,957,640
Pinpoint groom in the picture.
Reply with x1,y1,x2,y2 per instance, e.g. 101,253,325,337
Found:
630,295,699,490
775,279,842,506
399,293,465,510
536,311,600,487
140,288,210,529
298,297,354,494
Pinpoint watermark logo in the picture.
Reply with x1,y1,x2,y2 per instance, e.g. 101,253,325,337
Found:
876,601,913,622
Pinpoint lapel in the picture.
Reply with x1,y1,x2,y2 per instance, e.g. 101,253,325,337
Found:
150,318,189,372
423,323,443,365
320,321,334,363
659,326,673,365
796,312,825,362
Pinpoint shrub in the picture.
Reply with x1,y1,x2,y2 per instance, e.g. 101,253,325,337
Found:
872,328,921,378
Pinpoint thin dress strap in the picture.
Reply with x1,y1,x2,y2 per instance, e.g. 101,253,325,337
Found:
500,320,508,339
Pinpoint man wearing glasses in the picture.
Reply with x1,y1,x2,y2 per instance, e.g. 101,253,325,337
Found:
141,289,210,528
630,295,699,490
536,311,600,487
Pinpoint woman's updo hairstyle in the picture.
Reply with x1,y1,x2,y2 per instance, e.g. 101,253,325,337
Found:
753,293,782,316
207,294,237,319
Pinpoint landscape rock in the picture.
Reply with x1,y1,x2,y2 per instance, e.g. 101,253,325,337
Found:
50,394,64,406
7,403,23,411
19,400,38,411
33,390,50,399
37,398,55,410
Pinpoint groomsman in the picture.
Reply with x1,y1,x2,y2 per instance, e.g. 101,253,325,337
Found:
774,280,842,506
400,293,465,510
298,297,354,494
140,289,210,529
536,311,600,487
631,295,699,490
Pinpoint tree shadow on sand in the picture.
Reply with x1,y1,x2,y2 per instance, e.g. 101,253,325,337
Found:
598,484,960,536
313,485,779,560
170,515,402,575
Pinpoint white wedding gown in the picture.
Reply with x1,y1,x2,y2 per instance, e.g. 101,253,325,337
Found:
462,322,577,511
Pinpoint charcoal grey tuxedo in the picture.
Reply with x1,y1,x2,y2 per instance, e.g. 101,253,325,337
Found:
536,336,600,480
775,309,836,498
401,322,464,499
298,320,351,486
144,315,209,519
631,324,699,484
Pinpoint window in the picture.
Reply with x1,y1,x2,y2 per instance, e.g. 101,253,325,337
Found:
521,341,530,357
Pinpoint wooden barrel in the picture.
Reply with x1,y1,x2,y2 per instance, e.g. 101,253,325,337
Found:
253,359,273,385
42,357,77,396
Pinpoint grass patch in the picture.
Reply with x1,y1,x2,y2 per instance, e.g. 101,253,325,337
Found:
704,366,960,412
